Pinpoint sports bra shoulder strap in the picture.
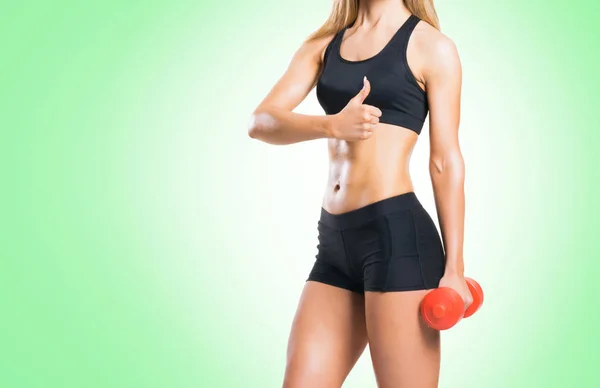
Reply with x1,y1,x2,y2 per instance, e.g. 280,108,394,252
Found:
322,27,345,65
405,14,421,31
392,14,420,42
387,14,421,54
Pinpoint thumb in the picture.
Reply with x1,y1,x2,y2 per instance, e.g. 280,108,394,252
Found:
353,76,370,104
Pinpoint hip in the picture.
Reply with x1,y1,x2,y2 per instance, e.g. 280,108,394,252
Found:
313,191,446,292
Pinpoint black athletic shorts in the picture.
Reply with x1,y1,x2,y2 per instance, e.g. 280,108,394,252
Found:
307,192,446,294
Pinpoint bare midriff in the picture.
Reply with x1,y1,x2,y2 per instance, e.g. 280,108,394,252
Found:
322,123,419,214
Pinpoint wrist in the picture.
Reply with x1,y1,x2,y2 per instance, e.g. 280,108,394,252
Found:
323,114,339,139
444,261,464,277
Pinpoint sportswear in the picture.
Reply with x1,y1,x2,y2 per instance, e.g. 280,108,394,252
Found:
307,192,446,293
316,14,428,134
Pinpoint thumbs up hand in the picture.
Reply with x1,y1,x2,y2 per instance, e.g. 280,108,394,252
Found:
330,76,382,141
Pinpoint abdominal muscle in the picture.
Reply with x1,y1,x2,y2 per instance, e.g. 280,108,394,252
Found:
322,123,419,214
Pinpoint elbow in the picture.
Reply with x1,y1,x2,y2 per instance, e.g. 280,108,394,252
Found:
247,111,260,139
429,156,446,175
429,153,465,180
247,109,270,140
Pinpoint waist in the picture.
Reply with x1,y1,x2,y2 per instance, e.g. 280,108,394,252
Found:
324,131,416,213
322,157,413,214
319,191,423,230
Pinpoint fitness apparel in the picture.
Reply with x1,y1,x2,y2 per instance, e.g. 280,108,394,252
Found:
316,14,427,134
307,192,446,293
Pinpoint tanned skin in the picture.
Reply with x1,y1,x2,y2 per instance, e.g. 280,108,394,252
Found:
248,1,471,387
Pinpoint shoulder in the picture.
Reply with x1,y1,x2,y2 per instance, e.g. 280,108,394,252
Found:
297,31,339,64
412,21,461,75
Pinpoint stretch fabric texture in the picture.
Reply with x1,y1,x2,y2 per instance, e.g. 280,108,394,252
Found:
307,192,446,293
316,14,428,134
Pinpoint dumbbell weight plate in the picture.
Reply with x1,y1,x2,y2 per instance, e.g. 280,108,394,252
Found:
463,277,484,318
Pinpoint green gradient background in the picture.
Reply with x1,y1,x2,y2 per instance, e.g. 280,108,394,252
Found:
1,1,599,387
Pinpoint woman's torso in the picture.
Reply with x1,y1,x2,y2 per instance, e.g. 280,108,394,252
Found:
323,124,417,214
317,15,426,214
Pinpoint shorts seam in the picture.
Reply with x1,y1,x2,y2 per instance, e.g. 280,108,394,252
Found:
339,229,360,279
410,207,428,288
382,216,394,289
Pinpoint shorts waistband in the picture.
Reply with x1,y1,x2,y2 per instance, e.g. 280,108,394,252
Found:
319,192,422,230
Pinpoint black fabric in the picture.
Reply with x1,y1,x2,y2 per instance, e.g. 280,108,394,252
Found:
307,192,446,293
316,14,428,134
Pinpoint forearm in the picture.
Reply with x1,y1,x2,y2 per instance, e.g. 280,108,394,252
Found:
248,107,333,145
430,153,466,276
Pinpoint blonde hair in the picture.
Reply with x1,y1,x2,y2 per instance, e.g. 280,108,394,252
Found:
307,0,439,42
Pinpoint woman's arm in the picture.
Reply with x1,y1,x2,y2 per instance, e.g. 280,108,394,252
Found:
248,35,382,145
425,35,465,277
247,36,335,145
422,33,472,307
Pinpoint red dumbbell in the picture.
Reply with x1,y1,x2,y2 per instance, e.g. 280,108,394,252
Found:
420,277,484,330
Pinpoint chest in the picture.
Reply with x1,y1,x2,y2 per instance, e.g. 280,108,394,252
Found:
316,55,410,114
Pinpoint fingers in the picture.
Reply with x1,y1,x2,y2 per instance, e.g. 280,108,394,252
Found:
351,76,382,117
362,113,379,125
364,104,382,118
359,121,376,141
361,105,381,125
362,76,371,100
467,296,474,307
361,127,374,140
353,76,371,104
463,294,474,310
347,76,381,140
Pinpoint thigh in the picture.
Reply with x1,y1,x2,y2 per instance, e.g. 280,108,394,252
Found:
365,290,440,388
283,281,368,388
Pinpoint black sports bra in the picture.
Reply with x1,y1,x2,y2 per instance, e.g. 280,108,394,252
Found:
316,14,428,135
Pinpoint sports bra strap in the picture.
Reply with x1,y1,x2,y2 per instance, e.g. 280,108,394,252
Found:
388,14,420,51
322,28,345,66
